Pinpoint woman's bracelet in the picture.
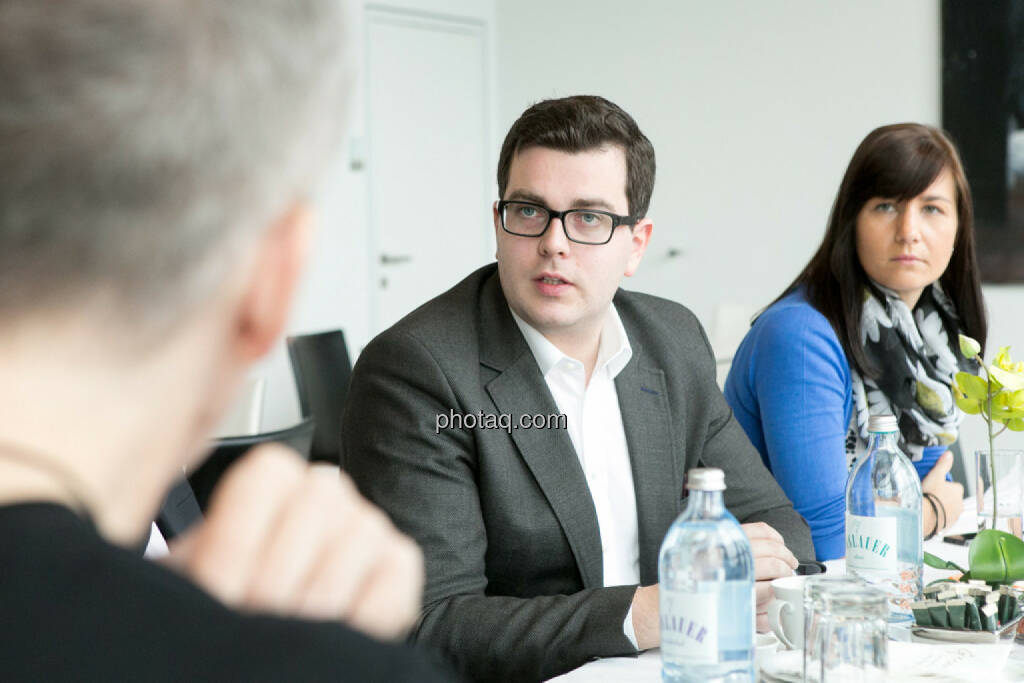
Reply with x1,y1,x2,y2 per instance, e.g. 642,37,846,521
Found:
924,491,947,536
923,493,940,540
926,492,944,531
933,492,948,531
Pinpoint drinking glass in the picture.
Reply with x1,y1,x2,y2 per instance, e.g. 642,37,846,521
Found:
802,576,888,682
976,449,1024,538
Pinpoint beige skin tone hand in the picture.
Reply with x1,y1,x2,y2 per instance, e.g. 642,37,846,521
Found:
921,451,964,537
165,445,424,641
630,522,798,648
745,522,799,632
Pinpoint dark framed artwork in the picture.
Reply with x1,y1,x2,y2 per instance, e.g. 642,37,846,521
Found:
942,0,1024,282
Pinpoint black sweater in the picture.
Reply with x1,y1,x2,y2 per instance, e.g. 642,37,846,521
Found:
0,502,454,682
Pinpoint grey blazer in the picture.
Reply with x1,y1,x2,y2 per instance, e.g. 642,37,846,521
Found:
342,264,812,682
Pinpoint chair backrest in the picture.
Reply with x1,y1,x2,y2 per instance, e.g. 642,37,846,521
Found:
155,476,204,541
715,358,732,391
710,301,758,362
187,417,316,512
287,330,353,466
211,375,266,438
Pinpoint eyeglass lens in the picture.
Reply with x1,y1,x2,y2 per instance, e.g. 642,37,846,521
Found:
502,201,613,244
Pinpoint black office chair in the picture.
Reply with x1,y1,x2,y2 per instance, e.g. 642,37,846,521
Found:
287,330,353,466
187,417,316,512
155,477,204,541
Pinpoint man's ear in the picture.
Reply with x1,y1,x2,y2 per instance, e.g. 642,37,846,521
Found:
234,201,313,361
624,218,653,277
492,201,502,260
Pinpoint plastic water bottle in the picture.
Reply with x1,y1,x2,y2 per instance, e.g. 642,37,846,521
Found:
845,414,923,622
659,467,755,682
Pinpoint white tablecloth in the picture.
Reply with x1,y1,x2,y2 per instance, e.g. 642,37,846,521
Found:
548,501,1024,682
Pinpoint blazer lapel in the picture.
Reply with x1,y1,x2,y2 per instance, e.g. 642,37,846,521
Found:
616,333,682,585
479,273,605,589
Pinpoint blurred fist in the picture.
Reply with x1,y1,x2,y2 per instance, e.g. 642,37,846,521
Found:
166,444,423,640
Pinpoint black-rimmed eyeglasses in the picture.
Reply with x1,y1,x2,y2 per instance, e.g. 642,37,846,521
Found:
497,200,636,245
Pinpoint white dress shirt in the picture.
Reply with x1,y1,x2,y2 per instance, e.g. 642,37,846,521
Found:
144,522,169,558
510,305,642,647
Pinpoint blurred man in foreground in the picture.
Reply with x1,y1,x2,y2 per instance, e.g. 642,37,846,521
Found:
0,1,450,679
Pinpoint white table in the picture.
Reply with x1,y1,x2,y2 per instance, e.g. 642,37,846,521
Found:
548,502,1024,681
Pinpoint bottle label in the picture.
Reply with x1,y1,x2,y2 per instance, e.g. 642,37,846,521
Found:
660,588,717,663
846,513,898,571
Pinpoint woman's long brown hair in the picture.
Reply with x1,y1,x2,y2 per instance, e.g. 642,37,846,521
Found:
771,123,987,378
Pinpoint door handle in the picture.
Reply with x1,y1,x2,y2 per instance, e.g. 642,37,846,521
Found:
380,253,412,265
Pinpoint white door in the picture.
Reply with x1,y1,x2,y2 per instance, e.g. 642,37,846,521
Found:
365,8,492,333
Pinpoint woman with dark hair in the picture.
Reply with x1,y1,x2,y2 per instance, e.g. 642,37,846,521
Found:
723,123,987,561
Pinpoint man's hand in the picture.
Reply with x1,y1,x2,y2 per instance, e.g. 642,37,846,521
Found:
166,444,423,640
631,524,796,645
630,584,660,650
742,522,798,632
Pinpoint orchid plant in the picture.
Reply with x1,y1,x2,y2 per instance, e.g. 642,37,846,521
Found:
924,336,1024,585
952,335,1024,529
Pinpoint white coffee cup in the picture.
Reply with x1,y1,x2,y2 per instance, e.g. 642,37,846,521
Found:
767,575,805,650
754,631,781,673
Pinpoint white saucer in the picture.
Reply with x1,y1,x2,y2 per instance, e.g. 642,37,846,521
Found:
758,649,802,682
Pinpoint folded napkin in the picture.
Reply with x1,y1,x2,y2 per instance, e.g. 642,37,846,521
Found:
887,641,1012,682
761,642,1013,682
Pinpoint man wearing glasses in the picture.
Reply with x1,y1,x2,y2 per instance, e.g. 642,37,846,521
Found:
342,95,813,682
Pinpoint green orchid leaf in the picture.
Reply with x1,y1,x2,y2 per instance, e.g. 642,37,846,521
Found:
967,529,1024,584
996,408,1024,420
996,390,1024,417
955,372,989,401
924,551,967,574
990,365,1024,391
959,334,982,359
955,394,982,415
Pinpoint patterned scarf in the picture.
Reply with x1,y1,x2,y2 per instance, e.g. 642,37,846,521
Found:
846,282,974,467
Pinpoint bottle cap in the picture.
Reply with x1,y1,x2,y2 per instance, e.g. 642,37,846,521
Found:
686,467,726,491
867,414,899,433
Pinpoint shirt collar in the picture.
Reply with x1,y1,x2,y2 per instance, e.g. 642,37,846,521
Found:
510,304,633,379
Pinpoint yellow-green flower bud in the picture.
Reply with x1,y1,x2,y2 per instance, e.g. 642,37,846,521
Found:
959,334,981,360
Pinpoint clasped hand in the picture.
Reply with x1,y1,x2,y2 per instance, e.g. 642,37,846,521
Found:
164,445,423,640
631,521,797,648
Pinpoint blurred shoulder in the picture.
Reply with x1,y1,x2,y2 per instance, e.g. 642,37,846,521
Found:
612,289,712,369
614,288,703,333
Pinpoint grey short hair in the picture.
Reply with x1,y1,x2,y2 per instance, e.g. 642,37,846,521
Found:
0,0,353,338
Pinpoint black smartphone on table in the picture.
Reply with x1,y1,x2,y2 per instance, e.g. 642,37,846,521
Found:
943,531,978,546
796,560,827,575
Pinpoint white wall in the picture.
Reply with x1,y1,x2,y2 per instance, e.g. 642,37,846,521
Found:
258,0,497,430
258,0,1024,446
497,0,1024,460
498,0,943,331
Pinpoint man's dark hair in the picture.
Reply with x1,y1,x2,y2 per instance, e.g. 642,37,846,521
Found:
772,123,987,378
496,95,656,219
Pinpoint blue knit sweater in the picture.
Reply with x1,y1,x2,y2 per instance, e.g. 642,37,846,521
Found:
723,291,945,561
